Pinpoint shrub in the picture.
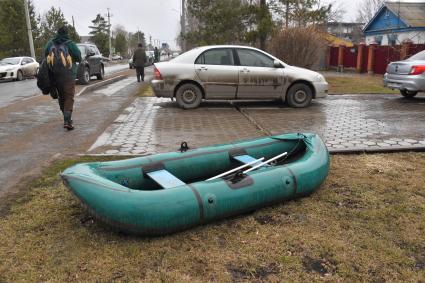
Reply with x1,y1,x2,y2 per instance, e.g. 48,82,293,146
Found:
268,27,326,68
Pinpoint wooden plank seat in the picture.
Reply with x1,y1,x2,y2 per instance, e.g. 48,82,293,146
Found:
146,169,186,189
142,163,185,189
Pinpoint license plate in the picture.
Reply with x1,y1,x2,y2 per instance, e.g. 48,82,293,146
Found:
387,83,400,89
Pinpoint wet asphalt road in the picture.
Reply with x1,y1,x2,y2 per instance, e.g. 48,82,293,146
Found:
0,69,152,203
0,63,129,109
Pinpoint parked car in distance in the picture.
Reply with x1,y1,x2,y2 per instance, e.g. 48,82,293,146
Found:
384,50,425,97
129,51,155,69
151,45,328,109
76,43,104,85
112,54,123,60
0,57,39,81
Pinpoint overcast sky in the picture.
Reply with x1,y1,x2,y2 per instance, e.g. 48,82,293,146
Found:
31,0,425,49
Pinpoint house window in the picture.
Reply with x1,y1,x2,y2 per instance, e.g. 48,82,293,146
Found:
388,34,398,45
374,35,383,45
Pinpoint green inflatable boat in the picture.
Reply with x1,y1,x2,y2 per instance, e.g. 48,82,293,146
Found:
61,133,329,235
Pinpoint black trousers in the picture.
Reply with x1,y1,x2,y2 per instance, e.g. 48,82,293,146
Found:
136,67,145,82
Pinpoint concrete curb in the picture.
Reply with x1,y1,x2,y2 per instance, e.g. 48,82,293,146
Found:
76,75,127,97
329,145,425,154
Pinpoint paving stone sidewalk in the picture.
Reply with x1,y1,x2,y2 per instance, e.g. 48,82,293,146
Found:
89,94,425,155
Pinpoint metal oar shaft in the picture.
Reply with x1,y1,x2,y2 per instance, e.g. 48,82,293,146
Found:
243,152,288,174
207,157,264,181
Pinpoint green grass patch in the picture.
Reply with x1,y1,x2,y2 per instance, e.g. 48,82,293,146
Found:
0,153,424,281
137,84,154,97
326,75,399,94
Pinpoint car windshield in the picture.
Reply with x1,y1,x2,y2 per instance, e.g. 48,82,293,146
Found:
0,58,20,65
77,45,86,57
407,50,425,61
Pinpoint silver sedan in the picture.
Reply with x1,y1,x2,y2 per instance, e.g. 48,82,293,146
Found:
151,45,328,109
384,50,425,97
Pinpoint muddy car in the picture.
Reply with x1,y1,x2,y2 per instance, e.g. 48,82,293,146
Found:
151,45,328,109
384,50,425,97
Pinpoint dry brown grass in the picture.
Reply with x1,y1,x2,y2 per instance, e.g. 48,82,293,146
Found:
137,85,154,97
0,153,424,282
326,75,399,94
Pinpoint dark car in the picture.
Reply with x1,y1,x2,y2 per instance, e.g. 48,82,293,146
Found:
76,43,105,85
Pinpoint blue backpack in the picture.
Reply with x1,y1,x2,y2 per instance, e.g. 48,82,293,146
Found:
46,41,73,76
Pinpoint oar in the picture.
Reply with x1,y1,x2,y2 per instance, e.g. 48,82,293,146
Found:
243,152,287,174
207,157,264,181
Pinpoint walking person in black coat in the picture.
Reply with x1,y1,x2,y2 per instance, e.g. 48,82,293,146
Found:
133,43,147,82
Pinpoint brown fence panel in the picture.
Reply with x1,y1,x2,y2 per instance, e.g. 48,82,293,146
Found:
374,46,393,74
329,46,339,66
408,44,425,57
343,46,357,68
361,46,369,73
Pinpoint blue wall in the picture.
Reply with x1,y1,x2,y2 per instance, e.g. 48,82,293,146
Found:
364,6,409,35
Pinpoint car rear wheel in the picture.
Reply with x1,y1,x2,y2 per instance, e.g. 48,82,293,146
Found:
16,70,23,81
175,83,202,109
286,83,313,108
79,67,90,85
400,90,417,98
96,65,105,80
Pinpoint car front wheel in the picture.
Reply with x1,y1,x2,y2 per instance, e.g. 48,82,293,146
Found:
78,67,90,85
175,83,203,109
286,83,313,108
16,70,23,81
400,90,417,98
96,65,105,80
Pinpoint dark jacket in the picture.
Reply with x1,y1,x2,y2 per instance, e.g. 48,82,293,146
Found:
133,47,147,67
44,34,82,79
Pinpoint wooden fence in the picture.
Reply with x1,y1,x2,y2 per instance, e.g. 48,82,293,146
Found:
327,43,425,74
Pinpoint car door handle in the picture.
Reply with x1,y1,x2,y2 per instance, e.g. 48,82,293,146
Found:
197,67,208,71
241,68,250,73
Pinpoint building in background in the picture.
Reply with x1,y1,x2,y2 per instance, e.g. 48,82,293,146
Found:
363,2,425,45
325,22,364,44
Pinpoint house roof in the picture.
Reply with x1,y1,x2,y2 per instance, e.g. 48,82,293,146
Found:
363,2,425,33
386,2,425,27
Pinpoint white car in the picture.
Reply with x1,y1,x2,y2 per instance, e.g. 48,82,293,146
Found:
0,57,39,81
151,45,328,109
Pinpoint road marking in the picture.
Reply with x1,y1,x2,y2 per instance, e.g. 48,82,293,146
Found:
94,78,136,96
76,75,126,97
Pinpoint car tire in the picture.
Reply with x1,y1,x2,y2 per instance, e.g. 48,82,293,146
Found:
400,90,417,98
129,64,133,69
78,67,90,85
286,83,313,108
175,83,203,109
96,65,105,80
16,70,23,81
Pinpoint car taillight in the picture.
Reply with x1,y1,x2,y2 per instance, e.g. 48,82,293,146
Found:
409,65,425,75
154,66,163,80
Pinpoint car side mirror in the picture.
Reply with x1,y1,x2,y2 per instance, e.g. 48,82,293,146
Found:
87,51,96,57
21,61,26,65
273,60,283,68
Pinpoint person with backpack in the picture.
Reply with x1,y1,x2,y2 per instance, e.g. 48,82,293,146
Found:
44,26,81,130
133,43,147,82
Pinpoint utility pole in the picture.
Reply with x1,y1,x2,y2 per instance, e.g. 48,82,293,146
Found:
181,0,186,52
24,0,35,58
107,8,112,59
259,0,266,50
72,16,75,29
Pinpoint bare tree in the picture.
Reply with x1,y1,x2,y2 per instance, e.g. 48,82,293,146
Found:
357,0,384,25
